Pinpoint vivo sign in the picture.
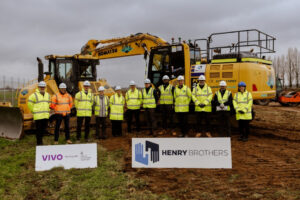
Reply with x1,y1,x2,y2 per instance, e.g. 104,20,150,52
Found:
35,144,97,171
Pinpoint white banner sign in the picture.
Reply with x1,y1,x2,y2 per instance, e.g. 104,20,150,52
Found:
35,143,97,171
132,138,232,168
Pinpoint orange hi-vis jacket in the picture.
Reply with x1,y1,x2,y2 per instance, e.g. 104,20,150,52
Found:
50,92,73,116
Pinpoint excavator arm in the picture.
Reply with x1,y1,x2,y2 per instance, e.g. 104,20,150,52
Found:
80,33,169,60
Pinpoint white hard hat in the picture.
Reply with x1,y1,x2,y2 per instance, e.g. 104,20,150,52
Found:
38,81,46,87
59,83,67,89
219,81,227,86
98,86,105,91
129,80,136,86
144,78,151,84
198,75,206,81
162,75,170,80
177,75,184,81
115,86,121,90
83,80,91,86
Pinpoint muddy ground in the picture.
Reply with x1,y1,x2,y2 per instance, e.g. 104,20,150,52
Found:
96,103,300,200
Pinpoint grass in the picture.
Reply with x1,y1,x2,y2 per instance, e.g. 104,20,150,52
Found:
0,134,173,200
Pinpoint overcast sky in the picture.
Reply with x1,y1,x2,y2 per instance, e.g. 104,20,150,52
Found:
0,0,299,86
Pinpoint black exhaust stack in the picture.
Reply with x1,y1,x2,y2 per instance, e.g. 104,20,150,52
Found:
37,57,44,82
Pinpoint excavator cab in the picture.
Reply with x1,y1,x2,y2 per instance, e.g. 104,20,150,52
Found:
46,56,99,95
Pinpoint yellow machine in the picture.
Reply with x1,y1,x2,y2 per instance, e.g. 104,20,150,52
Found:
1,30,276,139
1,33,169,139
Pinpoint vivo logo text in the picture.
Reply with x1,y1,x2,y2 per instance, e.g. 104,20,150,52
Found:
42,154,63,161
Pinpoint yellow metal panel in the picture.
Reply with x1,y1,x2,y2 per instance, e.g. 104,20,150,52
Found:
211,58,237,63
241,58,272,65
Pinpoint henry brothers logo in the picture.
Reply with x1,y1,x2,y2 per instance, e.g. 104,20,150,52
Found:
135,141,159,165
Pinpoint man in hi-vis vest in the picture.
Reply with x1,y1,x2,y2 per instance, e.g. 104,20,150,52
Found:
158,75,174,135
94,86,109,139
192,75,213,137
75,80,94,142
50,83,73,144
27,81,50,145
213,81,233,137
142,78,158,135
110,86,125,136
173,75,192,137
125,80,142,133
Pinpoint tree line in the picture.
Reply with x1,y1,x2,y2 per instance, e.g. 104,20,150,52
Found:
273,47,300,88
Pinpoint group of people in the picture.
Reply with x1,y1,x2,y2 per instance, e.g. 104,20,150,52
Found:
27,74,253,145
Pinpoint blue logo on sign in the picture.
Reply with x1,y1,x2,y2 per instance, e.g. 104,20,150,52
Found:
21,89,28,96
135,141,159,165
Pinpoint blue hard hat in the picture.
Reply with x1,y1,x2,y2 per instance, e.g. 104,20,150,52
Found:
238,81,246,87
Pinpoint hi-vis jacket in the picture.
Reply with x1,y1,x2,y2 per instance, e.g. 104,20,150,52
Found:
110,93,125,121
159,84,173,105
94,95,109,117
50,92,73,116
125,88,142,110
192,83,213,112
28,89,51,120
174,85,192,112
233,90,253,120
142,87,156,109
74,90,94,117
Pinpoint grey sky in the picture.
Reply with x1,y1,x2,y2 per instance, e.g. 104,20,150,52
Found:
0,0,299,86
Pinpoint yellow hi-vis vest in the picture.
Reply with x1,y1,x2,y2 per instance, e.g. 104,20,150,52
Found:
27,89,50,120
192,83,213,112
174,85,192,112
75,90,94,117
159,84,173,105
110,93,125,120
233,90,253,120
94,95,109,117
216,90,231,111
125,88,142,110
142,87,156,109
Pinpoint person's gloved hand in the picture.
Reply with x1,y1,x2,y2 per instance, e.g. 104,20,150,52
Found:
238,110,245,114
220,103,225,108
199,104,205,108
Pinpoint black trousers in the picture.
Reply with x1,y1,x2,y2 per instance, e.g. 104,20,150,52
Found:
127,109,140,132
54,114,70,141
196,112,211,133
112,120,122,136
177,112,188,135
96,117,107,138
145,108,156,134
238,120,250,139
35,119,48,145
160,104,173,129
77,117,91,140
217,111,231,137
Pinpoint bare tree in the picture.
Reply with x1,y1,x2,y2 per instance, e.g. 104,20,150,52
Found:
295,48,300,88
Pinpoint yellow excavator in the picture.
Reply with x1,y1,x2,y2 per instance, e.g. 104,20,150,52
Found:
1,30,276,139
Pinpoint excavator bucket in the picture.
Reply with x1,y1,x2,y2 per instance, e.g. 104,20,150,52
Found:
0,106,24,139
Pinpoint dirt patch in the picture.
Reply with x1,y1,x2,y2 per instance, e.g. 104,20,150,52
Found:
99,104,300,200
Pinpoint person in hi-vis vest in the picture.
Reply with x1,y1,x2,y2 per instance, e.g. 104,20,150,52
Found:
94,86,109,139
158,75,174,135
233,81,253,142
110,86,125,137
213,80,233,137
50,83,73,144
192,75,213,137
142,78,158,135
27,81,50,145
125,80,142,133
173,75,192,137
75,80,94,142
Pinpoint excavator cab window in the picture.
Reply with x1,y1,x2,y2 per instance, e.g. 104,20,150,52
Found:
148,45,185,87
55,59,76,94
